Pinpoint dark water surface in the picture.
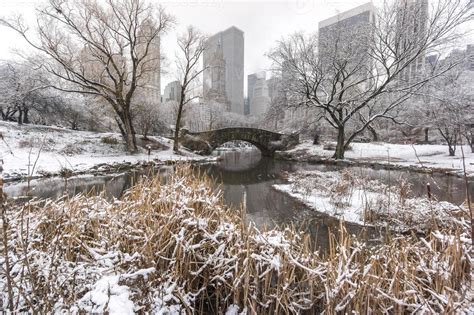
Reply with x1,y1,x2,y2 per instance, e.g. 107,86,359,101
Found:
5,148,472,251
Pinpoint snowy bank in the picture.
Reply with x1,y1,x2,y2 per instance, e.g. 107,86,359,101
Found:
279,140,474,177
0,121,213,180
274,169,470,232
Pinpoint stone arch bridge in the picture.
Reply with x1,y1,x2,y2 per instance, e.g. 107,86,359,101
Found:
180,127,299,157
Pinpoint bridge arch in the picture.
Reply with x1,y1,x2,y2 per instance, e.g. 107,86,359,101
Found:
216,140,271,156
180,127,299,157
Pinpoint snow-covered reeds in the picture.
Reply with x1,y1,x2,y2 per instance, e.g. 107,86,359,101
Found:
277,169,472,233
0,165,471,313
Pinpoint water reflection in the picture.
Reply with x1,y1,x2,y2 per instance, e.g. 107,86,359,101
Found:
202,149,472,250
302,164,473,205
4,148,472,252
4,167,173,201
206,149,472,214
203,149,379,251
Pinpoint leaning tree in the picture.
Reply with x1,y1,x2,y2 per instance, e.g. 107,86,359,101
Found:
1,0,173,152
269,0,472,159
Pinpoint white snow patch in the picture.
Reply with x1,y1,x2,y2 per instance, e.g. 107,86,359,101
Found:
273,169,468,229
77,275,135,314
0,121,214,179
288,140,474,176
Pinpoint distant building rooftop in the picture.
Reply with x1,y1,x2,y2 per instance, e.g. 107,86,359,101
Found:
209,26,244,40
318,2,375,29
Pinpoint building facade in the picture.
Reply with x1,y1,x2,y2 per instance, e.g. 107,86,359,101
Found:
247,73,258,114
248,71,270,118
396,0,429,83
318,2,375,67
163,80,182,103
135,24,161,106
203,26,245,115
318,2,375,40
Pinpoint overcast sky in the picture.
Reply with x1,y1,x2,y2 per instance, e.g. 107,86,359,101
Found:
0,0,472,94
159,0,371,81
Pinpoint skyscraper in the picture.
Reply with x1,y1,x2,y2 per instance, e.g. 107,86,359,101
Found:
247,72,258,114
163,81,182,103
396,0,429,83
143,37,161,106
203,26,244,115
203,39,227,107
247,71,270,118
318,2,375,42
136,21,161,106
318,2,375,81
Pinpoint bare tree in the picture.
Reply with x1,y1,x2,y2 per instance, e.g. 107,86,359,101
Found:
184,100,227,132
464,124,474,153
133,100,161,139
0,62,47,124
263,77,287,131
173,26,207,152
157,100,179,132
426,64,473,156
1,0,173,152
268,0,472,159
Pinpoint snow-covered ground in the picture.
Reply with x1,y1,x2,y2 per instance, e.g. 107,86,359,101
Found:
3,122,472,180
286,140,474,177
0,121,212,179
274,169,470,231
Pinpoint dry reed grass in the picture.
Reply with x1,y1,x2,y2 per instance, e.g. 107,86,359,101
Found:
0,164,471,313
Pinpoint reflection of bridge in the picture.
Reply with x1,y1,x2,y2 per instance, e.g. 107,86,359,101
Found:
199,156,290,185
180,128,299,156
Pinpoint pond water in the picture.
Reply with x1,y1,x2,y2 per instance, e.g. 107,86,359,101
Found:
4,148,472,251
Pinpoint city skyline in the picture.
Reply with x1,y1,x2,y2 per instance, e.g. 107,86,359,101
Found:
0,0,383,95
2,0,472,99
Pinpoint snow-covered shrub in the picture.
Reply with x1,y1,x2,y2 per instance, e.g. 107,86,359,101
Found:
323,142,336,151
100,136,120,145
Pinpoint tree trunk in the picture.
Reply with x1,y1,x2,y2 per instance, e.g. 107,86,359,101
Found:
424,127,429,143
115,116,126,139
469,132,474,153
448,133,457,157
313,133,320,145
333,127,345,159
173,101,185,152
17,110,23,125
122,110,138,153
439,128,457,157
23,108,29,124
448,145,456,156
368,124,378,142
